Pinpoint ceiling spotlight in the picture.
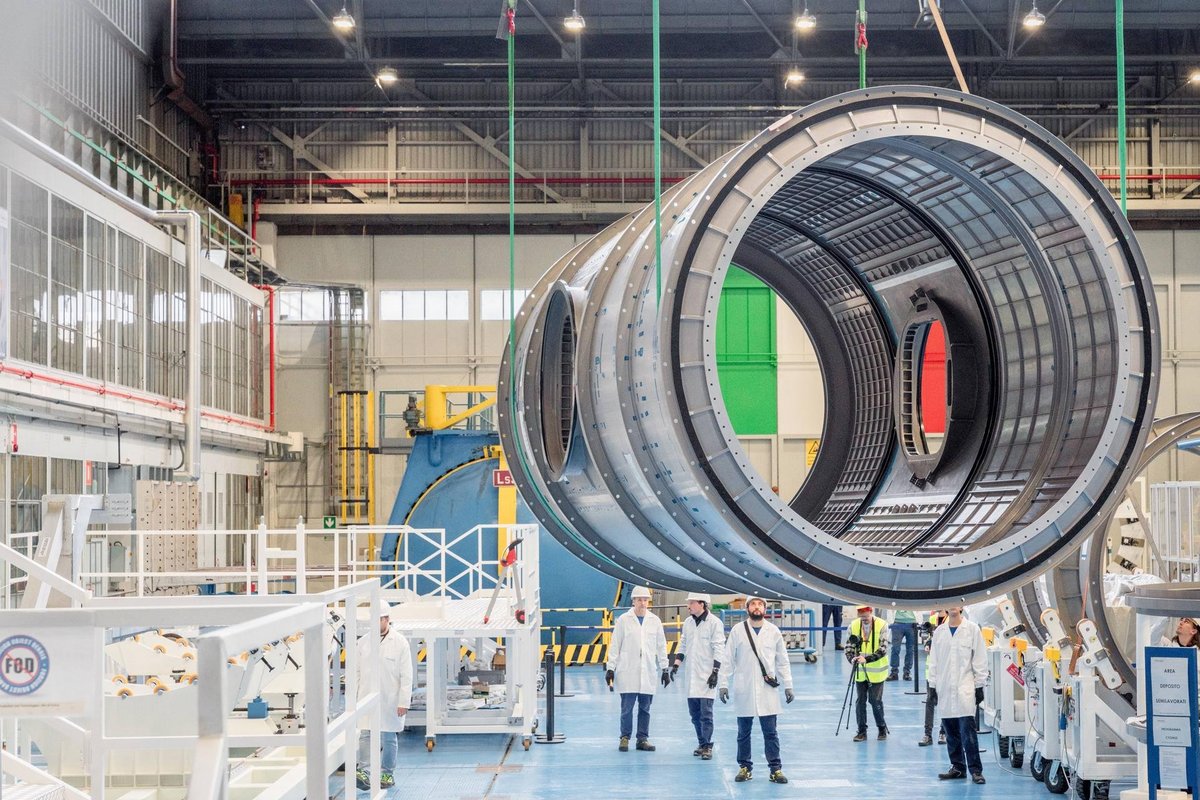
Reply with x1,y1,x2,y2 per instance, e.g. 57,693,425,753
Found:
564,9,586,33
785,67,805,86
331,5,355,31
1023,1,1046,28
376,66,399,86
1189,69,1200,84
794,7,816,30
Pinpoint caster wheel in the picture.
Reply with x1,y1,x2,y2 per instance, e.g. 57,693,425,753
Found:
426,738,436,752
1073,775,1092,800
1029,752,1047,782
1044,762,1069,794
998,736,1010,758
1009,751,1023,770
523,737,532,751
1091,780,1110,800
805,654,817,664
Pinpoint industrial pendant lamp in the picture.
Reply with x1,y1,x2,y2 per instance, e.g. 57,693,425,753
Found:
785,66,806,86
332,4,355,31
1023,1,1046,28
564,1,585,33
794,6,816,30
376,66,399,86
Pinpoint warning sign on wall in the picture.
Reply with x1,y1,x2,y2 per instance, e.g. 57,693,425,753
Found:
805,440,820,468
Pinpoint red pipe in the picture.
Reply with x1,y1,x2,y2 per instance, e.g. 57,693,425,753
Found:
229,176,689,187
228,173,1200,190
0,361,272,431
254,285,277,432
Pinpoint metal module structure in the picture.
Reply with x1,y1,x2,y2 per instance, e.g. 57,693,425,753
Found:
498,86,1159,605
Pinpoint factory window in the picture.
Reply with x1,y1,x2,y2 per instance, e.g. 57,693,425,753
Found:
50,197,85,375
112,231,144,389
9,174,49,366
83,216,108,380
232,297,250,417
379,289,469,321
169,258,188,400
480,289,530,320
249,305,264,419
202,280,237,412
9,455,47,561
146,246,173,397
277,289,330,322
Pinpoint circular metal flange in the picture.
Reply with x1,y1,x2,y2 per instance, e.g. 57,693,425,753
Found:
498,86,1158,604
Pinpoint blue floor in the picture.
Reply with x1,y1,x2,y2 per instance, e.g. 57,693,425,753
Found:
370,644,1054,799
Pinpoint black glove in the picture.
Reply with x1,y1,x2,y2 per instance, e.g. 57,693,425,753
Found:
670,661,680,677
661,668,672,688
975,687,985,705
606,669,614,692
719,688,728,704
929,688,938,706
785,689,795,704
707,668,720,689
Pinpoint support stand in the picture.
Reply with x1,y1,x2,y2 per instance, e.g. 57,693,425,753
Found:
555,625,574,698
535,649,565,744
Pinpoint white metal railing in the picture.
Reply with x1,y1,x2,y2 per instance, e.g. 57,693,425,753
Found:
0,582,385,800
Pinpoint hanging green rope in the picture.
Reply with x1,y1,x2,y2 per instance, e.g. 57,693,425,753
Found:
1115,0,1128,214
652,0,663,302
856,0,868,89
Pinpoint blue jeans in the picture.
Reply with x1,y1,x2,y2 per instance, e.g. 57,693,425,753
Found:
357,729,399,773
687,697,715,747
821,604,843,647
619,692,653,741
942,716,983,775
736,715,781,772
890,622,917,674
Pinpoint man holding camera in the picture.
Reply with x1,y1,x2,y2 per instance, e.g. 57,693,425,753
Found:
927,605,990,784
847,604,890,742
719,596,794,784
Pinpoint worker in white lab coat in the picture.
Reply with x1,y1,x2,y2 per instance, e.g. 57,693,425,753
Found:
671,592,726,759
718,596,794,784
926,605,989,785
605,585,670,752
355,602,413,791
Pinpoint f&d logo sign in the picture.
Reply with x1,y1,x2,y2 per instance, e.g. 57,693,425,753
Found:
0,635,50,696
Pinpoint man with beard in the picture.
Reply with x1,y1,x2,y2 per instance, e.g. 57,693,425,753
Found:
719,596,794,784
848,604,890,742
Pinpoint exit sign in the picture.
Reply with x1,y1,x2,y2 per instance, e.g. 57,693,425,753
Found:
492,469,514,488
322,516,337,529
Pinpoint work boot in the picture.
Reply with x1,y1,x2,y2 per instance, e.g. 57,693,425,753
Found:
636,739,656,751
918,735,933,747
380,771,395,789
693,746,704,757
938,731,946,745
938,769,966,780
735,767,753,782
972,774,986,785
769,770,788,784
886,671,899,681
700,746,713,761
853,731,867,742
355,769,370,791
903,671,912,682
877,727,888,741
619,736,629,752
834,645,844,651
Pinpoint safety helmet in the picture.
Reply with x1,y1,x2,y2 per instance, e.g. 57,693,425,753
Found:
631,586,653,600
686,592,713,606
856,605,873,614
380,601,394,617
745,595,766,607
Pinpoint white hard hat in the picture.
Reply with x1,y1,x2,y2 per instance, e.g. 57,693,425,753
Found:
686,592,713,606
745,595,767,607
630,586,652,600
380,601,393,617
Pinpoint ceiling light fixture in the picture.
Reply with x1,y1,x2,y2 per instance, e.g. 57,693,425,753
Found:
794,7,816,30
376,66,399,86
1189,69,1200,84
1023,1,1046,28
331,5,355,32
564,9,585,33
785,66,806,86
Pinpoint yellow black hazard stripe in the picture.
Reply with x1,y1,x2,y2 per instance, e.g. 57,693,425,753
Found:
538,640,680,666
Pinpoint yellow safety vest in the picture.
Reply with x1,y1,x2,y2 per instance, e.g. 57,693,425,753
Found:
849,616,890,683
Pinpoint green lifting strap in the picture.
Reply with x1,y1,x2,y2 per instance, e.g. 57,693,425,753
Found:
502,1,617,568
653,0,663,302
1115,0,1128,215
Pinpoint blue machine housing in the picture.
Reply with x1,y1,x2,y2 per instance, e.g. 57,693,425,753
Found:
383,430,617,644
